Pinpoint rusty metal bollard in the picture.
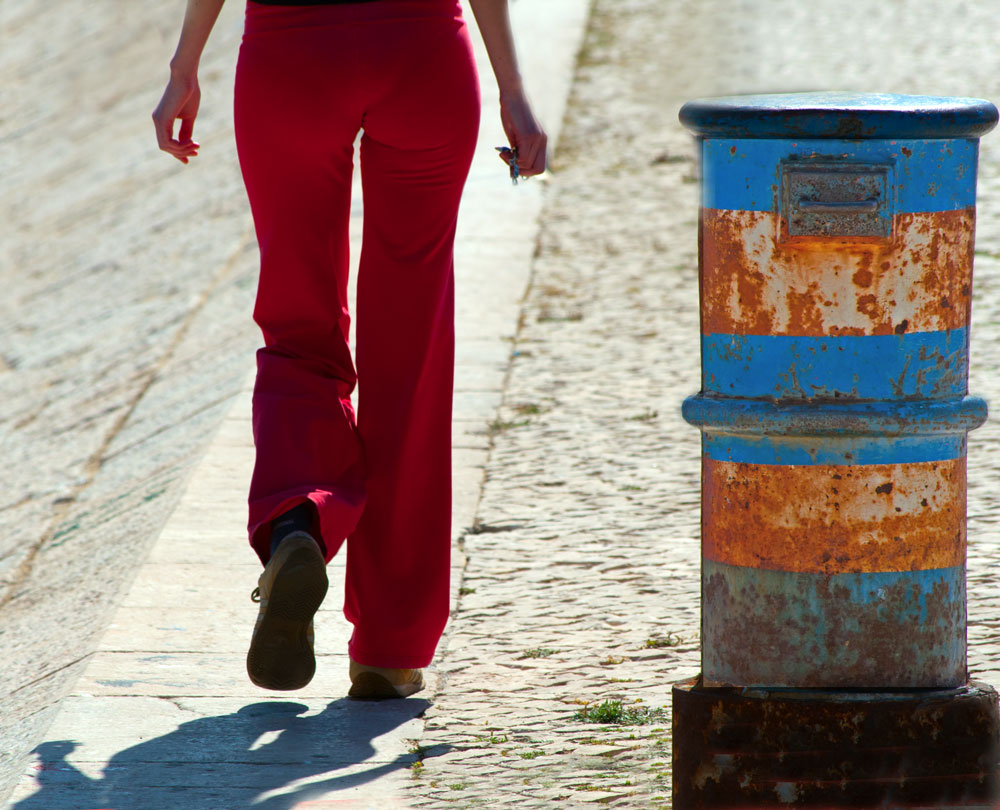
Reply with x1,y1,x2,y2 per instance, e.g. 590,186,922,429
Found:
672,93,1000,808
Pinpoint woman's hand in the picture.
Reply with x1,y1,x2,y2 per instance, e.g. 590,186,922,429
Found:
152,0,225,162
467,0,547,180
499,90,547,178
152,73,202,164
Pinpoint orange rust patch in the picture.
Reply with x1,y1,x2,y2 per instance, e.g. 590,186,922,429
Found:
700,208,776,335
856,294,879,316
784,288,824,334
702,457,966,574
701,208,974,336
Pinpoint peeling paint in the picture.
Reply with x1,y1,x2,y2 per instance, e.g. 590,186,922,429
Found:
703,457,966,574
701,208,974,336
702,560,966,687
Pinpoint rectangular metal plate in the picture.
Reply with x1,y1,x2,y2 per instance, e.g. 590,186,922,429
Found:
781,161,892,239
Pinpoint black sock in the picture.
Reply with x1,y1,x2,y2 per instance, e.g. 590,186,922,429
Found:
269,502,323,557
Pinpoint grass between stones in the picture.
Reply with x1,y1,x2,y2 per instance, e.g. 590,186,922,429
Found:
518,647,557,659
644,633,682,648
574,699,668,726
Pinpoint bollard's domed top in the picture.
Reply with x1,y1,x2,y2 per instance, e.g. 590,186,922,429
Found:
679,92,998,140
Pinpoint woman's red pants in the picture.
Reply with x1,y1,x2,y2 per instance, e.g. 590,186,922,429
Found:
234,0,480,668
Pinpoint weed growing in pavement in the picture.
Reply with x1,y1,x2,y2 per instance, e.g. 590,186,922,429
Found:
518,750,545,760
487,418,528,436
625,409,659,422
475,732,509,746
458,586,476,596
644,633,681,649
512,402,543,416
600,655,628,666
408,739,432,778
570,773,635,793
574,699,668,726
574,736,614,746
619,484,643,492
519,647,556,659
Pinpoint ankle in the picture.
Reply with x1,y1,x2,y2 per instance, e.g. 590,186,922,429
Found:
269,502,325,558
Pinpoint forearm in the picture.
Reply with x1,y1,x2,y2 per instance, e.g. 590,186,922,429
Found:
170,0,226,79
467,0,524,100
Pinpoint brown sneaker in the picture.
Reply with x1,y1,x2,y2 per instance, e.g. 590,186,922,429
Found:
246,532,328,691
348,659,425,699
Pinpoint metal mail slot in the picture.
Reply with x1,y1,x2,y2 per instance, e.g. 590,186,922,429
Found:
781,162,892,239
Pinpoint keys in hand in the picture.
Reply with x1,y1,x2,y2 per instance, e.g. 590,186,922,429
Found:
495,146,520,186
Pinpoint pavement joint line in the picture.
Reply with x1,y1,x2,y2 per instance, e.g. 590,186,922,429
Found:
97,388,252,465
0,225,255,613
7,654,93,699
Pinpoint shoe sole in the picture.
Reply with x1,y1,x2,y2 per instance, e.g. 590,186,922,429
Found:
348,671,425,700
246,546,328,691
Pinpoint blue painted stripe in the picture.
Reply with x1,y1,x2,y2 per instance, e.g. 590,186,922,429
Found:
703,433,965,466
702,330,968,400
702,138,978,213
702,559,965,687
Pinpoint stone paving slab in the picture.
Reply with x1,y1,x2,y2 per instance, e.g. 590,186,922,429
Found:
73,652,349,699
99,607,278,654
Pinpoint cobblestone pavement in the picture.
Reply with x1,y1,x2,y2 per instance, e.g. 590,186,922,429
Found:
408,0,1000,806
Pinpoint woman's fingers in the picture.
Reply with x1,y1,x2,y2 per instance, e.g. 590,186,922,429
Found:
167,139,201,163
515,134,547,177
499,93,547,179
177,116,195,146
152,114,200,163
152,76,201,163
496,135,546,181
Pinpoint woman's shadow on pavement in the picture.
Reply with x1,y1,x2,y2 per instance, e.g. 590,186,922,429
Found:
14,697,445,810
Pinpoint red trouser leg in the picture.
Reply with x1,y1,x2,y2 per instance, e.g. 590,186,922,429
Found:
346,17,481,669
235,14,368,563
234,1,480,668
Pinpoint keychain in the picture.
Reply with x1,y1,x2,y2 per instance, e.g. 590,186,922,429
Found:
495,146,520,185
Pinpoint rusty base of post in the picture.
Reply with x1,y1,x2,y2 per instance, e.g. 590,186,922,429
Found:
672,676,999,809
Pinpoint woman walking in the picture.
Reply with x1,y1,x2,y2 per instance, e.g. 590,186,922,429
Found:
152,0,545,697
